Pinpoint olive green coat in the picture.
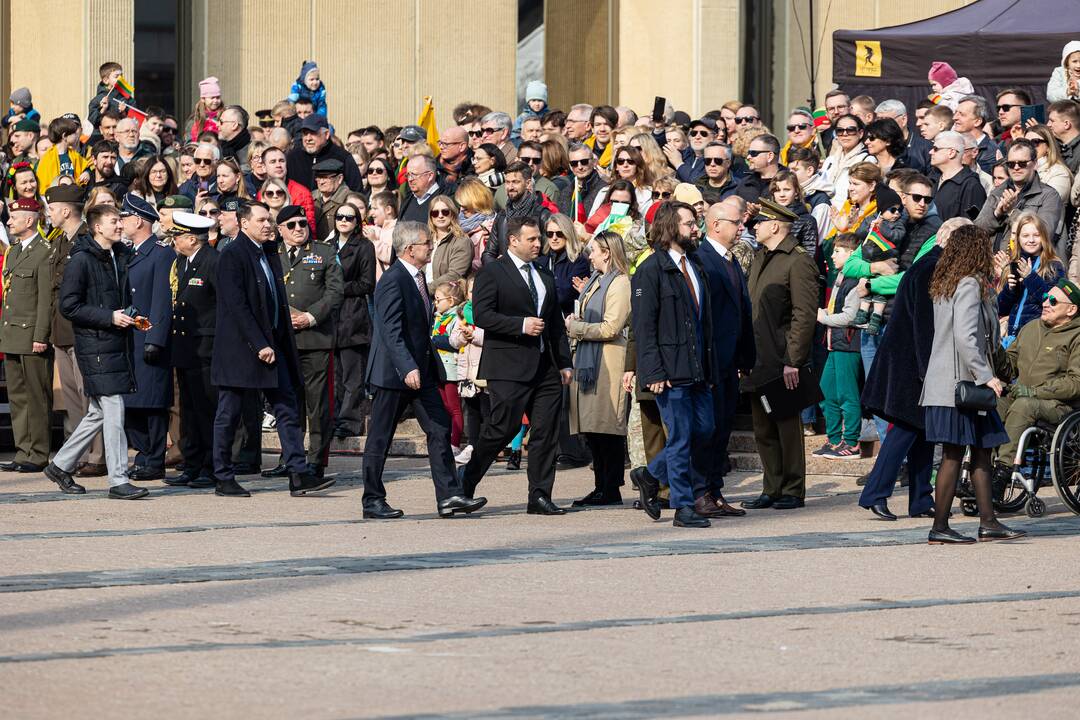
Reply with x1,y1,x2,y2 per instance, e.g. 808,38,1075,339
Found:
0,234,53,354
279,239,344,351
1003,314,1080,401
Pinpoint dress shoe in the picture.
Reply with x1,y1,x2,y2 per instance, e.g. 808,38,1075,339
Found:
978,525,1027,542
855,472,870,486
363,499,404,519
772,495,805,510
165,456,184,469
215,477,251,497
163,472,198,487
673,506,711,528
15,462,45,473
527,494,567,515
188,475,217,489
630,466,661,520
709,492,746,516
109,482,149,500
572,488,623,507
693,494,730,519
556,455,590,471
45,462,86,494
261,463,290,478
438,495,488,517
127,466,165,481
741,493,776,509
232,462,261,475
868,502,897,521
506,449,522,470
928,528,976,545
75,462,108,478
0,460,18,471
289,472,336,496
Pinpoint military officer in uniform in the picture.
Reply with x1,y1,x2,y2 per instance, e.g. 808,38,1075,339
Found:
740,198,820,510
311,158,352,240
0,198,54,472
158,194,194,233
163,211,220,488
120,193,176,481
261,205,343,478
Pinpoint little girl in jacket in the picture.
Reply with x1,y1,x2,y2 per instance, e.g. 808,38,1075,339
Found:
288,61,328,117
1047,41,1080,103
432,281,466,449
927,61,974,111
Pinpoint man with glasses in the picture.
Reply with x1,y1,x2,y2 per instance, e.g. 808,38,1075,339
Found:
114,117,154,174
399,155,442,223
563,103,593,141
311,158,351,239
734,105,761,128
781,109,822,165
820,90,851,153
286,114,363,192
218,105,252,172
976,139,1063,252
953,95,1000,173
929,130,986,220
737,134,782,202
496,141,556,208
557,143,604,223
995,88,1032,145
695,142,737,205
480,111,516,163
436,125,472,184
993,279,1080,489
179,142,219,201
661,117,715,183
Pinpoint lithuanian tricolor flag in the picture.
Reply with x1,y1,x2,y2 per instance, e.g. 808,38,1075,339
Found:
812,107,828,128
866,226,895,254
114,75,135,99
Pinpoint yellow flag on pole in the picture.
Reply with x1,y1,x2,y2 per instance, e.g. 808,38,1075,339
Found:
418,96,440,157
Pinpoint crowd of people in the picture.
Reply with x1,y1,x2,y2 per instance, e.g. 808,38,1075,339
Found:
5,49,1080,542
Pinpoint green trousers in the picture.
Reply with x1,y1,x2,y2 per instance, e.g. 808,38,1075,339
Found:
6,352,53,465
996,394,1070,464
820,350,862,446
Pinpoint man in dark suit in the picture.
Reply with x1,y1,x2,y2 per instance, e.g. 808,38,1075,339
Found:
120,193,175,481
163,211,219,488
362,221,487,519
460,217,573,515
696,199,755,515
210,201,334,498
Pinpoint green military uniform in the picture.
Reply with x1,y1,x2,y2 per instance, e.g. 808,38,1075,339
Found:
280,239,344,469
313,183,352,241
0,233,54,466
997,313,1080,462
741,208,820,501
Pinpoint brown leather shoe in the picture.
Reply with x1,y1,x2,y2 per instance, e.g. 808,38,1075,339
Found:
711,491,747,516
75,462,108,478
693,494,728,518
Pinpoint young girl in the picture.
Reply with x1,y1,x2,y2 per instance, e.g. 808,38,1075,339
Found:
927,61,974,111
288,61,328,117
1047,41,1080,103
996,212,1066,347
432,281,466,453
450,277,487,465
187,76,223,142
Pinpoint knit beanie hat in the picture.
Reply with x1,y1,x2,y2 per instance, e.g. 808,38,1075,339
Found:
525,80,548,104
875,183,902,211
199,76,222,98
928,61,957,88
298,60,319,85
9,87,31,107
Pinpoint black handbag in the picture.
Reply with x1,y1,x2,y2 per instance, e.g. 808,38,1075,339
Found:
952,298,998,412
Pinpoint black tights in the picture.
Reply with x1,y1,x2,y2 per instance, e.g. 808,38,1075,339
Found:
934,443,1003,532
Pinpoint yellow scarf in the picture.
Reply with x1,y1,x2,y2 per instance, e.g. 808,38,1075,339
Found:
584,135,614,170
780,136,822,166
825,199,878,241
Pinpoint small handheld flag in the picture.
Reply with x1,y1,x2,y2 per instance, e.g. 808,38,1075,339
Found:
865,226,895,254
114,75,135,99
812,107,829,129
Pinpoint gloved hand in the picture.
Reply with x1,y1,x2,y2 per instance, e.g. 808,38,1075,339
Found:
1009,383,1034,398
143,343,162,365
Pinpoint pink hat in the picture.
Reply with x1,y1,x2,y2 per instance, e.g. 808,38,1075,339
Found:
199,76,222,99
928,61,957,88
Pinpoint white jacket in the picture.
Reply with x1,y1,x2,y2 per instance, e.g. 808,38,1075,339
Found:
1047,41,1080,103
821,144,872,209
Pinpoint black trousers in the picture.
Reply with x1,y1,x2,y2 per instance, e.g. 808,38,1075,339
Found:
463,354,563,499
231,389,263,467
557,384,592,463
362,383,460,506
177,363,217,478
584,432,625,496
334,344,368,435
703,372,739,494
126,406,168,470
462,391,491,447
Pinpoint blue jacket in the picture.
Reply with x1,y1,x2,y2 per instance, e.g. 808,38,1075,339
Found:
124,236,175,408
696,240,754,380
2,107,40,129
537,250,590,316
366,260,444,390
999,259,1065,341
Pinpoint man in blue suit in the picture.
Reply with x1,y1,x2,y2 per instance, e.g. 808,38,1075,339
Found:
210,201,334,498
361,221,487,520
696,198,755,514
120,193,175,481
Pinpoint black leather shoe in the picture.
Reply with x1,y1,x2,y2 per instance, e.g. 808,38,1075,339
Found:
261,463,290,478
978,525,1027,542
188,475,217,489
772,495,805,510
928,528,976,544
572,488,623,506
506,450,522,470
556,455,590,471
290,472,336,496
109,482,149,499
232,463,261,475
673,506,711,528
364,499,404,519
741,493,776,509
45,462,86,494
0,460,18,471
308,463,325,479
15,462,45,473
163,472,198,487
215,477,251,497
127,466,165,481
438,495,488,517
630,466,661,519
527,494,567,515
868,502,897,521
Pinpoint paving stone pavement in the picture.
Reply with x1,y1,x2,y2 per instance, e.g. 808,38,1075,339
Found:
2,450,1080,719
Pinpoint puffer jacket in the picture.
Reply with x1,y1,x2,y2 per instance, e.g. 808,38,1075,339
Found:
58,235,136,397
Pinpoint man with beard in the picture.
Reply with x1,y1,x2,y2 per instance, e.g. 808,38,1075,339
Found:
483,162,557,264
218,105,252,172
114,118,155,176
556,143,604,223
628,201,717,528
87,140,128,197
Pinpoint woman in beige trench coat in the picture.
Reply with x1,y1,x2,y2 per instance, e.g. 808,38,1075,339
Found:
566,230,632,506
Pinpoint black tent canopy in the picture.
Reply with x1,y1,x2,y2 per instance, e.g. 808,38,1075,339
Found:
832,0,1080,117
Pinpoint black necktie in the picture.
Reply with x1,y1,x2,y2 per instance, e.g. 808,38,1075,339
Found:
524,263,538,311
289,247,298,265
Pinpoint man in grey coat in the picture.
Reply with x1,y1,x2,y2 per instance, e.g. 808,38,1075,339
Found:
975,139,1063,254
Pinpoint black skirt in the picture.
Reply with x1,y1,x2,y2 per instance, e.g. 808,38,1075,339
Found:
924,406,1009,448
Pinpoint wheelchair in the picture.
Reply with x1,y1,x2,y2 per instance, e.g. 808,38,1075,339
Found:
957,409,1080,518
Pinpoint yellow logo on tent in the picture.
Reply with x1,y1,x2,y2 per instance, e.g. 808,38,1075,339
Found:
855,40,882,77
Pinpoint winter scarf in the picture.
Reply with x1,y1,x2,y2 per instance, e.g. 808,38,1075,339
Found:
504,190,541,219
574,270,620,393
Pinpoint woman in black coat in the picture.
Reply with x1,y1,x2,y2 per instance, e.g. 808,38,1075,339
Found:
327,202,376,437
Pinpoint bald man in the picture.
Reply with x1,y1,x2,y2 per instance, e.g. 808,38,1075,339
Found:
438,125,472,184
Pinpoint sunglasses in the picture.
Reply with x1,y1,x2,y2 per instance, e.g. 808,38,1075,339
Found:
545,230,565,239
263,189,284,198
930,145,957,154
1028,137,1048,146
467,130,483,138
688,129,712,138
908,193,933,205
520,156,541,166
703,157,727,166
998,103,1021,113
283,220,308,230
651,190,672,200
1006,160,1032,170
569,158,592,167
745,149,769,158
615,157,635,166
885,205,902,215
199,208,220,216
480,127,498,135
367,167,386,175
335,213,358,222
734,116,759,124
786,123,812,131
194,158,214,165
430,208,452,218
834,126,860,136
1043,292,1075,307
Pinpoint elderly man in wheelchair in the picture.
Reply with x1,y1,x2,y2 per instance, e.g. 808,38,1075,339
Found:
991,279,1080,516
